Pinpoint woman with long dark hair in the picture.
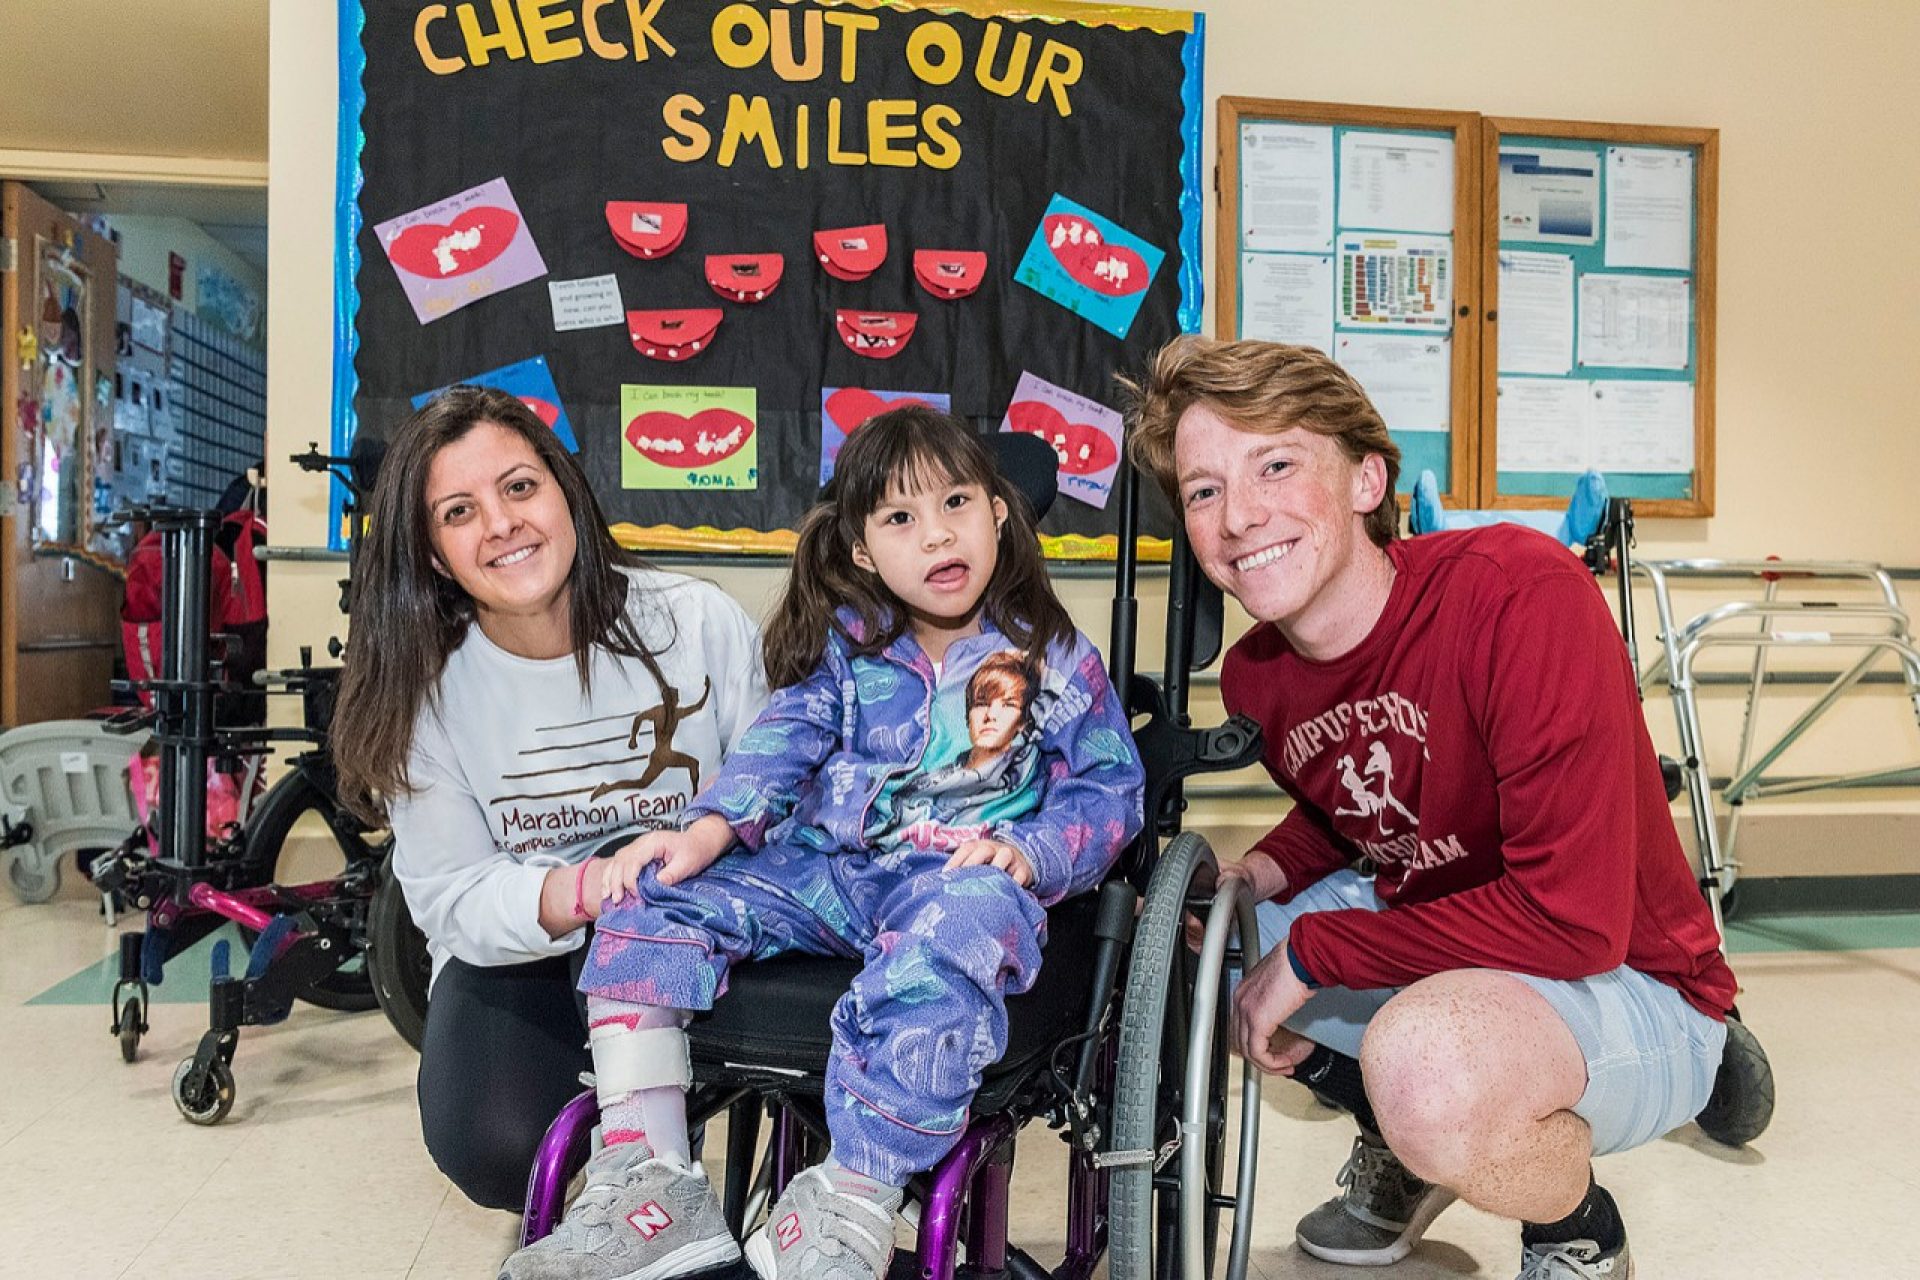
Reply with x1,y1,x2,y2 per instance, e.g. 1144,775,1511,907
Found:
330,386,766,1211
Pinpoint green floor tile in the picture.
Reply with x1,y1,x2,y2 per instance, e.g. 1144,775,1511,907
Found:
1724,912,1920,954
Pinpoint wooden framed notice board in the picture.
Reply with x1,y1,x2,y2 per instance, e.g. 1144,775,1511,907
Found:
1219,98,1717,517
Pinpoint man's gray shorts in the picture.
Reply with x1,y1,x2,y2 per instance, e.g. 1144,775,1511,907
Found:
1247,869,1728,1156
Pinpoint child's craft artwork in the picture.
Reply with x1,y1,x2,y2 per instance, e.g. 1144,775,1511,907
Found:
1014,195,1164,339
814,224,888,281
627,308,722,362
606,202,688,259
374,177,547,324
621,384,758,491
819,387,952,487
834,310,917,360
411,355,578,451
999,372,1124,510
705,253,784,303
914,250,988,300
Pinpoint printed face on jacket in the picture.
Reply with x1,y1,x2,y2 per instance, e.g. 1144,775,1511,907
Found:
878,650,1045,854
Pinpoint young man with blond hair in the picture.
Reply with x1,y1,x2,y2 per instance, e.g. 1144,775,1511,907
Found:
1123,336,1744,1280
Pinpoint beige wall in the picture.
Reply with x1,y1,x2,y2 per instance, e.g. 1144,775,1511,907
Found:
264,1,1920,851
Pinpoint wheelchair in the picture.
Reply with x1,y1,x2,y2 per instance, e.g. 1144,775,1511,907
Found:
519,449,1274,1280
86,441,432,1120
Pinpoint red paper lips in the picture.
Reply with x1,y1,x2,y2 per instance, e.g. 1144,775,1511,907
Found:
823,388,935,435
606,202,688,259
625,407,755,468
834,310,917,359
705,253,784,303
386,207,520,278
913,250,987,300
1043,213,1149,297
815,224,888,281
1005,400,1120,476
627,308,722,362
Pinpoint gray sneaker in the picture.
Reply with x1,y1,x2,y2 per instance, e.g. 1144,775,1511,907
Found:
743,1166,897,1280
1295,1132,1457,1266
1518,1238,1632,1278
499,1144,741,1280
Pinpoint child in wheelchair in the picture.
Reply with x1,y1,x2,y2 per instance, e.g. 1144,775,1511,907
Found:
501,407,1145,1280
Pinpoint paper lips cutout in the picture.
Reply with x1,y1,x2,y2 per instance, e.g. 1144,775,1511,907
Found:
1043,213,1149,298
1005,400,1120,477
705,253,784,303
625,407,755,468
626,308,722,362
606,202,688,259
815,224,888,281
520,396,562,428
386,207,521,278
823,388,937,435
834,310,917,359
913,250,987,300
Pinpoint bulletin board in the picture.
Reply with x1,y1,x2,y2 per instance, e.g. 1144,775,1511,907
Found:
1481,118,1716,516
1215,97,1481,502
332,0,1207,558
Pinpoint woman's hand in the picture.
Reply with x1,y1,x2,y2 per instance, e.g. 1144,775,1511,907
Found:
944,838,1035,887
603,814,736,904
538,857,611,938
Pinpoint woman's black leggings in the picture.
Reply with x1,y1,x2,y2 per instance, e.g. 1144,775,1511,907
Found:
416,951,591,1211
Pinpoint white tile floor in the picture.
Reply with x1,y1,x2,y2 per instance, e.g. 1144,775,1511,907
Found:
2,873,1911,1279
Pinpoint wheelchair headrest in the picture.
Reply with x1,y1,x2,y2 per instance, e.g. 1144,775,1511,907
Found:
348,433,388,499
983,430,1058,522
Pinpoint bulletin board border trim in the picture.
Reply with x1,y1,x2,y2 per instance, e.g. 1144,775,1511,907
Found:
610,524,1173,562
328,0,367,551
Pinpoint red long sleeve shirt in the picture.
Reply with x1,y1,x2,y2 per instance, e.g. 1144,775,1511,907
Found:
1222,525,1736,1019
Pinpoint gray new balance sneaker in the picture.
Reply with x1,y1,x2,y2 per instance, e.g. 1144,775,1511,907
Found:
1295,1132,1457,1266
1517,1238,1632,1278
499,1144,741,1280
743,1166,897,1280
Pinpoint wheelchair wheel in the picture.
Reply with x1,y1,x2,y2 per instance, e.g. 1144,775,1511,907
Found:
365,851,431,1051
1110,832,1238,1280
235,766,379,1013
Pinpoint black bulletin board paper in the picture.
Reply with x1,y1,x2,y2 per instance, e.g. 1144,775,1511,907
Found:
335,0,1204,556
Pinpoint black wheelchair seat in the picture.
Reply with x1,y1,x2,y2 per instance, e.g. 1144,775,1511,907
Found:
688,891,1100,1115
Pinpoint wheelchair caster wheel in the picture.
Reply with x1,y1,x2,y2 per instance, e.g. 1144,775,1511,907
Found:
117,996,146,1063
171,1056,235,1126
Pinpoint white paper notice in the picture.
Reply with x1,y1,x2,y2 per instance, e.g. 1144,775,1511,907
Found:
1241,253,1334,352
1240,122,1335,253
1339,131,1454,235
1335,333,1451,433
548,274,625,331
1498,252,1575,376
1578,274,1690,370
1589,380,1693,473
1497,378,1590,473
1498,147,1599,244
1604,147,1693,270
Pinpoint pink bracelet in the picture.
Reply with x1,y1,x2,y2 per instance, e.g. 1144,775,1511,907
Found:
572,858,595,923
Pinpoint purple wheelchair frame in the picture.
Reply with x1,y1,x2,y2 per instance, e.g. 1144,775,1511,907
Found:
520,1088,1112,1280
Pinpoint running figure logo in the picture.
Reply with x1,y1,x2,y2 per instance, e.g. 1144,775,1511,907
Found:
1334,741,1416,833
590,677,712,800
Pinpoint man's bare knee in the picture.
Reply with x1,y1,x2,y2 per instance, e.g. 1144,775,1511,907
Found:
1359,984,1491,1181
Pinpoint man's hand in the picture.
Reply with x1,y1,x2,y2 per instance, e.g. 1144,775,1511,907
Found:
604,814,736,904
1187,854,1288,950
1232,943,1318,1075
944,838,1035,888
